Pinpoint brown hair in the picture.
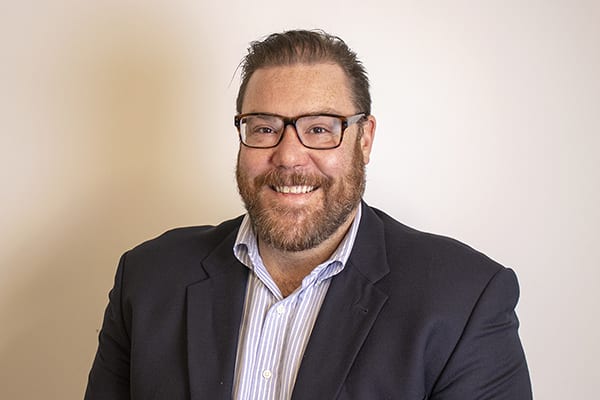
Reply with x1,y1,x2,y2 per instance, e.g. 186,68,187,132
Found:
236,29,371,115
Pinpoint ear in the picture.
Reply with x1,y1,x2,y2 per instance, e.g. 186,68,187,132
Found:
359,115,376,164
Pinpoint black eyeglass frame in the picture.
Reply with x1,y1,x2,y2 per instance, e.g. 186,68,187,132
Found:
234,112,367,150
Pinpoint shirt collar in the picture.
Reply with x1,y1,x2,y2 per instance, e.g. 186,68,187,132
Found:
233,204,363,282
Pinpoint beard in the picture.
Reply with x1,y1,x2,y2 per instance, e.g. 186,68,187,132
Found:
236,139,366,252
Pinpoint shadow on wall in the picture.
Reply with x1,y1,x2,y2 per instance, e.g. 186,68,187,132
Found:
0,8,234,399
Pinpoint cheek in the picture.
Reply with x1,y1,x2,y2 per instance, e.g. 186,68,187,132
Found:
238,149,269,175
317,160,344,178
314,146,356,178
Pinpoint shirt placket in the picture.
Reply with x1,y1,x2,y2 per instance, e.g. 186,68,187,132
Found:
250,297,291,400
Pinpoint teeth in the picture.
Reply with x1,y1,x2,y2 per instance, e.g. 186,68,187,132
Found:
275,185,315,194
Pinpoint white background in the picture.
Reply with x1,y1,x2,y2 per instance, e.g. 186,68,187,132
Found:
1,1,598,398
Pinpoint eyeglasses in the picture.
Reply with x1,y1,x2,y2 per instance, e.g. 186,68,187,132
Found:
234,112,366,149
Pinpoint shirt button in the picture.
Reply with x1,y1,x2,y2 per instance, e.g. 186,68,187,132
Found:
262,370,272,379
276,305,285,315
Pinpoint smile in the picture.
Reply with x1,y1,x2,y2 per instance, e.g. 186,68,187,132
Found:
273,185,316,194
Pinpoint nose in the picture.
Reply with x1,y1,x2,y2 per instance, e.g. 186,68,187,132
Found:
271,124,310,168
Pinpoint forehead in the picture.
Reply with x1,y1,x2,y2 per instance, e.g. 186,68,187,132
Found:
241,63,355,115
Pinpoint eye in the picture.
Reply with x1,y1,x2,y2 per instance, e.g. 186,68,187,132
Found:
254,126,276,134
299,115,340,136
306,126,330,135
243,115,281,135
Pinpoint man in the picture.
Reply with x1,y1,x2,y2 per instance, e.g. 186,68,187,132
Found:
85,30,532,399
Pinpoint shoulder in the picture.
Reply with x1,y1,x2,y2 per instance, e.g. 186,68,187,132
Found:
361,204,521,330
117,215,244,283
360,205,509,302
128,215,243,258
369,205,503,275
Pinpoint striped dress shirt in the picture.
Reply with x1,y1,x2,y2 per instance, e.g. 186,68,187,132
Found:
231,205,362,400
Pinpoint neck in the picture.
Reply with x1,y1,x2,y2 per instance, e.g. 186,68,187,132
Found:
258,207,358,297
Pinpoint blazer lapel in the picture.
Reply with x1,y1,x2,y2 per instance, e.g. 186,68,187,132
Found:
292,204,390,400
186,229,248,400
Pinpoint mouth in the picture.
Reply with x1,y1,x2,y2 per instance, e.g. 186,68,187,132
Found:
272,185,317,194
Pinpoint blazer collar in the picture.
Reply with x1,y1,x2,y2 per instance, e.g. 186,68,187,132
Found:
292,203,391,399
346,202,391,282
186,222,248,400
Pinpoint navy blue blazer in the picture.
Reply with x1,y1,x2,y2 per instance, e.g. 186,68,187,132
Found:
85,204,532,399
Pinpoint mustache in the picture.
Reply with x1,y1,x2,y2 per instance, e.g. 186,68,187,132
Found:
254,169,330,188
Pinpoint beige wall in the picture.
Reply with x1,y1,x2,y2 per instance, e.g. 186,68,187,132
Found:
1,1,598,398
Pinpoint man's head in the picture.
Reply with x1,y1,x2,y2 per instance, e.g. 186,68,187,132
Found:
236,30,371,116
235,30,376,253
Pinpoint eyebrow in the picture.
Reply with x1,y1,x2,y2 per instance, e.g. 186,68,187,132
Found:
310,107,344,114
244,108,347,117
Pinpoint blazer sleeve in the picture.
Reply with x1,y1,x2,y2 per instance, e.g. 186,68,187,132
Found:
85,253,131,400
430,268,532,400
